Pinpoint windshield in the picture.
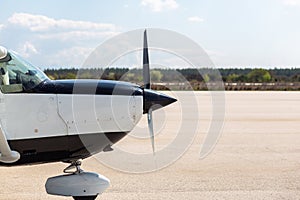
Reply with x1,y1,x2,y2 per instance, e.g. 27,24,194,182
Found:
0,51,49,93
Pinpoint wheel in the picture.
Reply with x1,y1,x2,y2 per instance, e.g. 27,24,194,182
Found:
73,195,97,200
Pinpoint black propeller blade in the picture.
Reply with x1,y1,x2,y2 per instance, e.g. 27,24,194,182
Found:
143,30,150,89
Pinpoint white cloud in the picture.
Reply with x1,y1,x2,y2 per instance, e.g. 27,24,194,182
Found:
188,16,204,23
18,41,39,58
283,0,300,6
2,13,121,67
8,13,117,32
141,0,179,12
47,47,94,66
0,24,4,30
6,12,120,43
38,31,119,42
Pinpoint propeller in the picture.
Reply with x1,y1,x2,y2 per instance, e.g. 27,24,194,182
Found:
143,30,155,154
142,29,177,155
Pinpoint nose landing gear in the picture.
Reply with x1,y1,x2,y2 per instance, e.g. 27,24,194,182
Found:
45,160,110,200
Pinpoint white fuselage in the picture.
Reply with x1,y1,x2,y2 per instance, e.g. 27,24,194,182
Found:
0,93,143,140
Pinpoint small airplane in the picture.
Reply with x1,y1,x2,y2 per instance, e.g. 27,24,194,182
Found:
0,30,176,200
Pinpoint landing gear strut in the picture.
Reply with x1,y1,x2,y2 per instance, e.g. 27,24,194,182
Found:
64,160,83,174
45,160,110,200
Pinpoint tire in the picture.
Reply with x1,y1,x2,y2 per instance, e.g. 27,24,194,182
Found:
73,195,97,200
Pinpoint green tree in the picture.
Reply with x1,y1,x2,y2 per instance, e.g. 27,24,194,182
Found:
203,74,210,82
65,72,76,79
151,70,163,82
122,72,135,82
227,74,239,82
108,72,115,80
247,69,272,82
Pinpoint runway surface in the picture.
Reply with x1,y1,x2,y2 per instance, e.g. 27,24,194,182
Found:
1,91,300,200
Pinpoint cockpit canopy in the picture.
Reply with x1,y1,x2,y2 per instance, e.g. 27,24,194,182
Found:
0,46,49,93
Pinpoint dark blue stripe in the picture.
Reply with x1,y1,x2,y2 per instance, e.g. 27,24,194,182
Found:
31,80,143,96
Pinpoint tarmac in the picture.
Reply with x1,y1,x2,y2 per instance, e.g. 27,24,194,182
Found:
0,91,300,200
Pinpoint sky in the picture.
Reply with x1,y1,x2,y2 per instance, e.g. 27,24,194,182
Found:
1,0,300,68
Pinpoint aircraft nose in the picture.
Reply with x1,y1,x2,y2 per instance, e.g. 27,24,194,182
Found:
143,89,177,114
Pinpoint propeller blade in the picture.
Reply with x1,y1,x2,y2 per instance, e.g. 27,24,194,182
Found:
147,108,155,155
143,29,155,155
143,30,150,89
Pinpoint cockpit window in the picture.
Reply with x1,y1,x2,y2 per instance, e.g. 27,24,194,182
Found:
0,51,49,93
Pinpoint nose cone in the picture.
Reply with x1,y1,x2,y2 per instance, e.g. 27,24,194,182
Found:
143,89,177,114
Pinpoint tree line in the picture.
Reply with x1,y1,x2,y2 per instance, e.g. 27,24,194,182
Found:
44,68,300,90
